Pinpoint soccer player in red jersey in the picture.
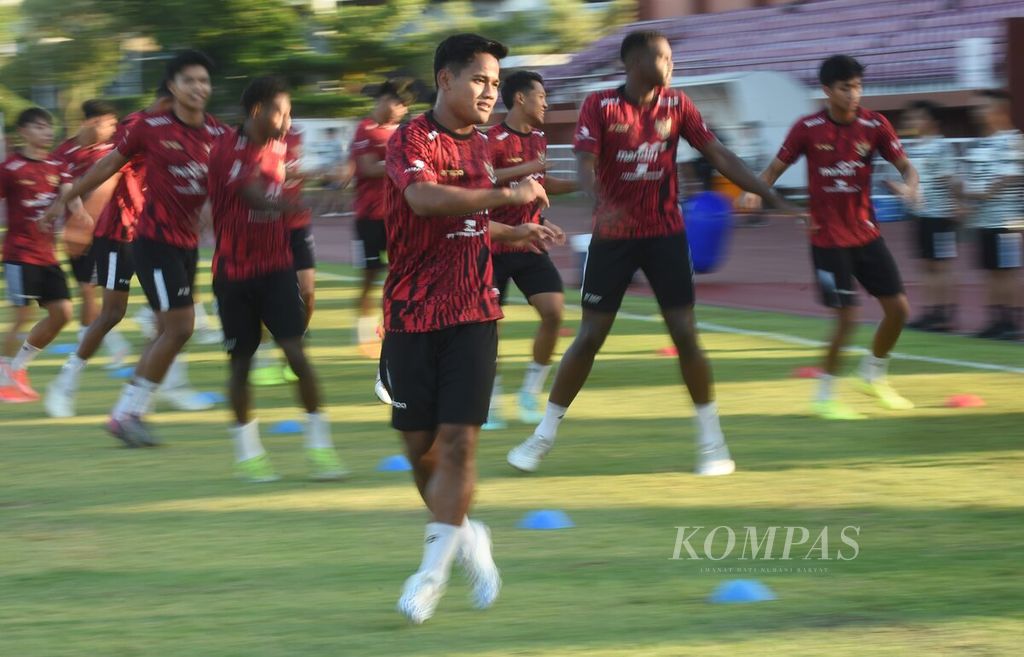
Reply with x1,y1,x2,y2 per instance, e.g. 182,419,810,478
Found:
46,50,227,446
51,100,119,342
483,70,575,428
381,33,555,624
0,108,75,403
45,86,176,418
740,55,920,419
508,31,796,476
207,76,346,483
351,79,415,358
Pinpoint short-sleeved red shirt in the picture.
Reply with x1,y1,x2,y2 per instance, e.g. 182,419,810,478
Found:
352,117,398,221
115,111,227,249
574,86,715,240
486,122,546,254
777,108,906,248
383,111,502,333
1,152,70,266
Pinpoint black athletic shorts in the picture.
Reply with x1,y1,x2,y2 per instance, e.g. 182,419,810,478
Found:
581,232,694,313
492,251,564,306
290,226,316,271
354,217,387,271
914,216,958,260
68,247,97,285
133,237,199,312
978,227,1023,270
378,321,498,431
3,261,70,307
92,237,135,292
214,268,306,358
811,237,904,308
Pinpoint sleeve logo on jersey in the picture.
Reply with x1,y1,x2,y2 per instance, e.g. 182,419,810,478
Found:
405,159,426,174
655,118,673,140
577,126,596,142
45,174,59,186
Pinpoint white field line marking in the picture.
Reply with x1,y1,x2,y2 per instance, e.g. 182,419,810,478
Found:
316,271,1024,375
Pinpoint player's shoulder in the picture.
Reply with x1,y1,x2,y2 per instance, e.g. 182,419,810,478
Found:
204,114,229,137
52,138,77,156
141,111,175,128
2,152,24,171
659,87,691,108
794,110,829,129
853,108,893,131
484,123,509,140
584,87,621,110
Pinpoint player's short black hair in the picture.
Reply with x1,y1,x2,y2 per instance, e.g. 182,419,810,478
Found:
819,55,865,87
155,81,173,99
433,33,508,85
166,49,214,81
377,78,416,105
81,99,117,119
241,76,290,115
16,107,52,127
908,100,942,121
620,30,667,63
501,70,544,110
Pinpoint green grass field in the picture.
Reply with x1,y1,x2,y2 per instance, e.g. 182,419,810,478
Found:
2,261,1022,656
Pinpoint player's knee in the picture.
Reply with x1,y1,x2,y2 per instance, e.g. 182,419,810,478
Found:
440,428,475,465
538,305,562,328
49,300,73,327
574,324,608,355
164,322,194,346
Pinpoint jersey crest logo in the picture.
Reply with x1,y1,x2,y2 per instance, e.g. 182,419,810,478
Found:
655,118,673,140
577,125,596,142
45,174,59,186
854,141,871,157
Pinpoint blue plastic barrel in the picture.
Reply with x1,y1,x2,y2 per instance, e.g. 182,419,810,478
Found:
683,192,734,274
872,195,905,223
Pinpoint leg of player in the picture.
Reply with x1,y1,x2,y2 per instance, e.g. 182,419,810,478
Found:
2,299,72,402
76,280,100,335
398,423,499,623
227,348,280,483
813,306,866,420
251,327,286,387
518,291,563,424
662,306,735,476
507,309,615,473
356,265,382,357
856,294,913,410
46,287,129,418
278,336,348,481
297,267,316,330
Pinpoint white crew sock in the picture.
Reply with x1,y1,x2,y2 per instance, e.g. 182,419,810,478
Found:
860,355,889,382
357,315,378,343
11,342,41,372
161,356,189,391
521,361,552,395
694,402,725,452
60,354,88,389
111,383,137,420
816,373,835,402
232,420,265,462
488,375,503,419
418,522,460,578
129,378,158,417
535,401,568,439
254,341,277,370
305,412,334,450
194,302,210,330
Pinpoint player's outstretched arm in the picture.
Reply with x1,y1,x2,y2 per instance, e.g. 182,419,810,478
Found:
736,158,791,211
493,159,545,184
543,176,578,196
885,157,921,205
700,140,796,213
43,150,128,228
489,221,557,253
575,151,598,203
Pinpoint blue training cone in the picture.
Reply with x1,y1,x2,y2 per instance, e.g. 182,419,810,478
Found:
108,366,135,379
518,509,574,530
270,419,303,435
708,579,777,604
197,391,225,404
377,454,412,472
48,343,77,355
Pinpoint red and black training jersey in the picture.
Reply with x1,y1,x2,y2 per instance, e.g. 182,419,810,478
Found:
51,137,114,180
383,111,503,333
0,151,70,266
282,128,311,230
351,117,398,221
574,86,715,240
485,122,546,254
777,108,906,248
116,111,227,249
95,112,146,242
208,128,292,281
